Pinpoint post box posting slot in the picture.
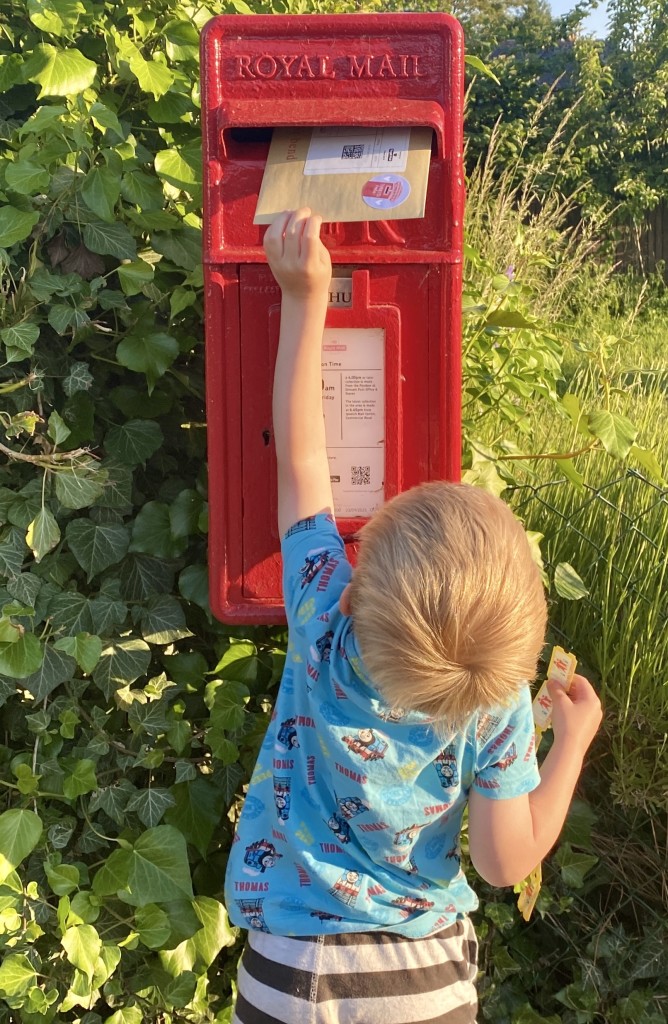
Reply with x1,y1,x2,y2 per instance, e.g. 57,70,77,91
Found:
202,12,465,624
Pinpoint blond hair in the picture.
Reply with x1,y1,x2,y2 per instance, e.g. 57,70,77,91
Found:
349,482,547,727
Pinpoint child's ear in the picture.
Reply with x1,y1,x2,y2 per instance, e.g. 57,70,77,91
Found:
339,582,353,616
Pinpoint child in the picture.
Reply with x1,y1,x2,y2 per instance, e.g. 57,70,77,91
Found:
224,209,602,1024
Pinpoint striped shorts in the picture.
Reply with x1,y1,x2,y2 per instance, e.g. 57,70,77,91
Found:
232,917,478,1024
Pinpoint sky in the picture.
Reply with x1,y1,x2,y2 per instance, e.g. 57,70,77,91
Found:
548,0,610,38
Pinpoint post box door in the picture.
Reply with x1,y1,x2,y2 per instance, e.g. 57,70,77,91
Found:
238,261,442,604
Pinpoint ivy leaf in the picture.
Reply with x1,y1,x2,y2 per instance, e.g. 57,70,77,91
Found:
92,638,151,698
123,826,193,907
164,779,227,860
54,632,102,674
0,526,27,578
560,392,590,436
178,564,210,613
62,924,101,980
120,554,175,601
0,322,40,355
81,165,120,222
125,788,176,828
66,519,130,580
630,444,665,484
128,699,171,737
554,562,588,601
62,361,94,396
554,843,599,888
25,43,97,98
55,463,108,510
135,903,172,949
116,331,179,393
169,490,203,539
83,221,137,260
0,53,24,92
159,896,235,976
105,1008,143,1024
461,458,507,498
45,860,79,896
7,572,42,608
130,502,187,559
0,678,15,709
47,590,94,636
26,506,61,562
91,847,131,898
61,757,97,799
0,809,43,883
555,457,585,490
21,643,76,701
105,419,163,466
0,207,40,248
89,779,136,826
0,953,38,998
89,590,128,633
48,410,71,445
0,632,43,678
141,594,192,644
587,410,638,460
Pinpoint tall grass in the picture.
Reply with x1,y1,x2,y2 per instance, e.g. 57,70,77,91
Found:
464,106,668,817
465,96,613,321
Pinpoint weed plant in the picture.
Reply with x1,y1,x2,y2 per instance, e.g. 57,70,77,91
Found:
464,104,667,1021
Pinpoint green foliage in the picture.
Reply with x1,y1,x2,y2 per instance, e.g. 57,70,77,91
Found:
461,0,668,222
0,1,292,1019
0,1,664,1021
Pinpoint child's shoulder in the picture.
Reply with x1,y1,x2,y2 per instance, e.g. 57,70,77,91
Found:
282,513,351,626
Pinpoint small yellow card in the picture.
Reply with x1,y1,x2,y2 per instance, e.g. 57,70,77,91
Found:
516,646,577,920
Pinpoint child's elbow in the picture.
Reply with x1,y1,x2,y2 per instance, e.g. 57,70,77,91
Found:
470,855,526,888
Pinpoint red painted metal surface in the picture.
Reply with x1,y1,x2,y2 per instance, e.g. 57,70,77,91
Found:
201,12,465,624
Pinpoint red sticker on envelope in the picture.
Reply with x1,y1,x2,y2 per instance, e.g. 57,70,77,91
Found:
361,174,411,210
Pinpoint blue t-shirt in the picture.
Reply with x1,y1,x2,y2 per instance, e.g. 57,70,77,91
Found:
224,513,540,938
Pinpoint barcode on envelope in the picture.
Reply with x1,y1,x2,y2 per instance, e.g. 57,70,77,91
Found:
341,144,364,159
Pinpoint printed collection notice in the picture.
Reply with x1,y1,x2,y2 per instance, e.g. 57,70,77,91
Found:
321,327,385,518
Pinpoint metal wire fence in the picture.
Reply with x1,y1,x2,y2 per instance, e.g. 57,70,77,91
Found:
508,468,668,809
509,468,668,649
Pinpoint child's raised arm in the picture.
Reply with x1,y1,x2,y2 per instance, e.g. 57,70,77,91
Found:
265,209,333,537
468,674,602,886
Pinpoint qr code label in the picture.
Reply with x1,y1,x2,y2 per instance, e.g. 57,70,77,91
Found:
351,465,371,486
341,144,364,160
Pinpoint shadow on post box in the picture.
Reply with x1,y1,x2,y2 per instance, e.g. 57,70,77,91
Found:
201,12,465,624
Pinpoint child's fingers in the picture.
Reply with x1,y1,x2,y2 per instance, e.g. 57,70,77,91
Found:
302,213,329,265
303,212,323,238
569,675,601,708
546,677,570,704
263,211,291,256
284,208,311,257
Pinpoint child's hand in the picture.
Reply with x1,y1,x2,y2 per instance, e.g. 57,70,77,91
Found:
263,208,332,300
548,674,602,757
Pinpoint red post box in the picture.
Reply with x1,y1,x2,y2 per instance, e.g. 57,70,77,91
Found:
201,12,465,624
